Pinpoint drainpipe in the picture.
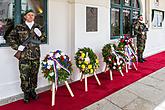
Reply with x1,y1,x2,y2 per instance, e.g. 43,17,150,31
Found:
145,0,150,27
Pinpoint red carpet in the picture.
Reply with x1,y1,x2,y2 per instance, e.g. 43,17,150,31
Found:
1,51,165,110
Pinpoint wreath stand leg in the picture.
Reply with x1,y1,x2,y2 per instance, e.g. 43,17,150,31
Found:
132,62,137,71
104,64,108,72
85,75,88,92
119,70,124,76
52,82,55,106
110,69,113,80
94,72,101,85
64,81,74,97
125,63,128,73
80,73,84,82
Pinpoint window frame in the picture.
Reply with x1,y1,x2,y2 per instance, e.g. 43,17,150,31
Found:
110,0,141,39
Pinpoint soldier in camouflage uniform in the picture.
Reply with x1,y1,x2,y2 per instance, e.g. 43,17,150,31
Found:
7,10,46,103
134,15,148,63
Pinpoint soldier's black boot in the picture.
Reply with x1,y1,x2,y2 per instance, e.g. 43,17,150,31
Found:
138,53,144,63
30,89,39,100
24,92,30,103
139,59,144,63
142,58,147,61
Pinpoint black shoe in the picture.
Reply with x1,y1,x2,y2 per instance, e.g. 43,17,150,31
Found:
24,92,30,103
142,58,147,61
139,59,144,63
30,89,39,100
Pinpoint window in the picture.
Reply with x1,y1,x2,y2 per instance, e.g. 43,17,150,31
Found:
111,0,140,39
0,0,47,47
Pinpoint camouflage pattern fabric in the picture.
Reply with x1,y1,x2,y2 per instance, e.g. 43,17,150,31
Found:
19,59,40,92
134,21,147,60
7,23,46,60
7,23,46,92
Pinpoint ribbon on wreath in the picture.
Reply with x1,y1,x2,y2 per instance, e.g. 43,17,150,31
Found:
124,44,138,66
48,56,71,91
49,56,74,106
110,45,127,70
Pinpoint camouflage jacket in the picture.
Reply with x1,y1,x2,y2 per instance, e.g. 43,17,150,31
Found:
8,23,46,60
134,21,147,39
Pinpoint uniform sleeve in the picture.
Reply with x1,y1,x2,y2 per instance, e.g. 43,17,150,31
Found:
134,23,142,35
7,26,20,50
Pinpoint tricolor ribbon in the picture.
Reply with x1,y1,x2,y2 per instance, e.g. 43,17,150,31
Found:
49,56,71,91
125,44,138,65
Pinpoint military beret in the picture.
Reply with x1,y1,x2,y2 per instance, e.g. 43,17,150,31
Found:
24,9,34,16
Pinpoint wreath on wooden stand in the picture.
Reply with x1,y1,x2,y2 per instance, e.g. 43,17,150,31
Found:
75,47,101,91
117,36,138,71
102,43,126,80
41,50,74,106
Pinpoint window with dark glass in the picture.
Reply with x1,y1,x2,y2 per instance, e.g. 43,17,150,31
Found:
111,8,120,37
111,0,140,39
0,0,14,46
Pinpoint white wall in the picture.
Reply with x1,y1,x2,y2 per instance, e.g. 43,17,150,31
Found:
143,0,165,56
0,0,165,100
0,0,72,100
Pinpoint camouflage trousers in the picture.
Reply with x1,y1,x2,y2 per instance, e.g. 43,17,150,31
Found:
19,59,40,92
137,37,146,60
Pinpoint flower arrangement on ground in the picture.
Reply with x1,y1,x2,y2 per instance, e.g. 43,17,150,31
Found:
75,47,99,74
41,50,73,83
102,43,126,71
117,36,137,63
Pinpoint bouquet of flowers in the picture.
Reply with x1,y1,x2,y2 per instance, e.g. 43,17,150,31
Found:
75,47,99,74
41,50,73,83
102,43,126,71
117,36,137,63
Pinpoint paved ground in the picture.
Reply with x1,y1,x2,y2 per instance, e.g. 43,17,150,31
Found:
83,67,165,110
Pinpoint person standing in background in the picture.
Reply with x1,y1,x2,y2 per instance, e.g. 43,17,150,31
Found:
7,10,46,103
134,15,148,63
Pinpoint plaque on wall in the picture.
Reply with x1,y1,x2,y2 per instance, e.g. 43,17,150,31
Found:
86,7,98,32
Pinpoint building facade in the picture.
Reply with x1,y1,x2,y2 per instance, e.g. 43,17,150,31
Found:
0,0,165,100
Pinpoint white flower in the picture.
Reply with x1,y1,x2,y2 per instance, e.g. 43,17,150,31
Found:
113,66,116,69
118,66,122,70
63,55,66,59
43,62,47,65
55,53,61,58
49,72,54,76
56,64,61,69
117,61,120,65
108,58,111,61
61,52,65,56
47,65,51,69
85,57,90,62
114,63,117,65
49,52,54,57
47,60,54,66
120,60,123,63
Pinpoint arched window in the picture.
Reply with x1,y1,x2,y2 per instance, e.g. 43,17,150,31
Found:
111,0,141,39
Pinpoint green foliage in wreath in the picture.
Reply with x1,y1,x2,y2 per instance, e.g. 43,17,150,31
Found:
102,43,126,70
117,37,137,62
75,47,99,74
41,50,73,83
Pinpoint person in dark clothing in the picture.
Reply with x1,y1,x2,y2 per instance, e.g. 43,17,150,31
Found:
134,15,148,63
7,10,46,103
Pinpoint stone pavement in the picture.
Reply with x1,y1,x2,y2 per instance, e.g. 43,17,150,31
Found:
83,67,165,110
